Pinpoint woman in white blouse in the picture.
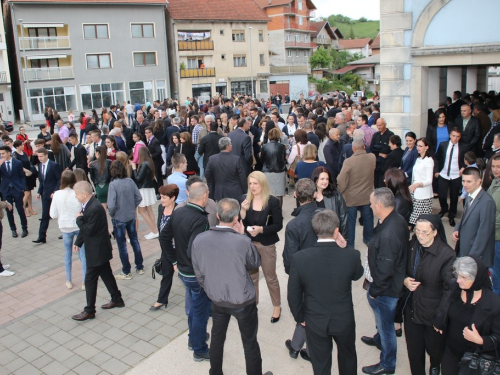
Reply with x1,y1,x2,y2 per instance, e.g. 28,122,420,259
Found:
408,137,434,228
287,129,310,165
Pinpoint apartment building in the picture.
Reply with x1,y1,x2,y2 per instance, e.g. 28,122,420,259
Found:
5,0,170,122
310,21,343,51
0,7,14,121
254,0,317,99
166,0,271,101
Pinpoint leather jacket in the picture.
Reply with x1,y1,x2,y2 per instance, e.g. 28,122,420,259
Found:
260,141,287,173
89,159,111,185
322,191,348,238
132,161,155,189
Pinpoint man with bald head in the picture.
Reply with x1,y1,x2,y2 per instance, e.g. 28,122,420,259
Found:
323,128,343,182
370,118,394,188
455,104,481,152
72,181,124,321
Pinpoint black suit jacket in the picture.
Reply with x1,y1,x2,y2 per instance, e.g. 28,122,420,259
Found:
37,160,61,199
383,147,404,173
433,141,467,174
426,123,453,152
147,136,163,164
163,125,184,147
287,242,364,335
228,128,253,176
198,132,222,169
68,144,88,172
447,99,465,123
0,158,26,195
205,152,247,201
75,196,113,268
455,116,481,151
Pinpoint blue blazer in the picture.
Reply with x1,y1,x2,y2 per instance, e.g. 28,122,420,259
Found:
0,157,26,194
400,147,418,184
38,160,62,199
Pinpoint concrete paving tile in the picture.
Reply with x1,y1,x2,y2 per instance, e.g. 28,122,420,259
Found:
31,353,54,369
47,345,75,362
73,360,102,375
0,349,17,366
51,330,75,345
116,334,140,348
65,337,85,351
5,357,28,372
61,353,86,370
100,357,130,375
17,345,45,362
120,321,142,334
131,327,157,342
103,342,132,359
149,335,171,348
73,343,101,360
9,339,31,353
79,330,102,345
15,363,43,375
93,338,115,351
131,340,157,357
88,351,112,367
101,327,129,342
24,332,51,347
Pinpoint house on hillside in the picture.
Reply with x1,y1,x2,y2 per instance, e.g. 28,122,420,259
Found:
310,21,343,51
254,0,317,99
338,38,373,57
166,0,271,101
371,33,380,55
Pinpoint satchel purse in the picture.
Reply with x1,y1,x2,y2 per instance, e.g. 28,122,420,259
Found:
152,259,162,279
459,336,500,375
287,144,301,178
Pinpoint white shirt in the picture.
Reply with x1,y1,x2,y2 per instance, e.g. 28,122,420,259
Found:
317,239,335,242
468,186,482,205
286,124,296,137
439,142,460,180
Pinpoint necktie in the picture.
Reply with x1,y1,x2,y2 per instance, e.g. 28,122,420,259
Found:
447,144,455,177
6,161,10,174
42,164,45,180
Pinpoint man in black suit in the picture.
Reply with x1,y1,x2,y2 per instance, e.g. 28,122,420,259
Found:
447,90,465,123
249,107,261,129
455,104,481,151
434,128,467,226
288,210,363,375
227,119,253,176
0,146,28,238
33,148,62,243
304,121,319,149
371,118,394,188
323,128,342,182
205,137,247,201
198,120,222,170
67,134,88,174
163,116,183,147
145,126,164,195
72,181,124,321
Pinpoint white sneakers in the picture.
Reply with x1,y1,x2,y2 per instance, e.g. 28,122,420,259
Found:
0,269,14,277
115,273,133,280
144,232,159,240
66,281,73,289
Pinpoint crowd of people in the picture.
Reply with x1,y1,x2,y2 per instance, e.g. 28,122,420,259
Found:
0,89,499,375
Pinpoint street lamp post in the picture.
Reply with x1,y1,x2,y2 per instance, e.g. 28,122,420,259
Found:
248,26,254,99
19,19,31,123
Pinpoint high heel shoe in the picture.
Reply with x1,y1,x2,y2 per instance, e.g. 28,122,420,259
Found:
271,307,282,323
149,303,167,311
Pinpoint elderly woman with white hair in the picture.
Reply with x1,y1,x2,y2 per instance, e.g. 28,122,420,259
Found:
433,256,500,375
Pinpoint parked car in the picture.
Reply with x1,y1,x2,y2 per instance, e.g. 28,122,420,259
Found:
2,120,13,132
351,91,365,102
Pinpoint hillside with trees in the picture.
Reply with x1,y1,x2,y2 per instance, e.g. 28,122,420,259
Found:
321,14,379,39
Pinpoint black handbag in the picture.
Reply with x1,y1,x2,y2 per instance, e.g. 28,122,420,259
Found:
152,259,162,279
459,336,500,375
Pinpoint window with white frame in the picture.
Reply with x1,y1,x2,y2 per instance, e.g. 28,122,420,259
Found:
156,80,166,101
187,58,198,69
131,23,154,38
86,54,111,69
259,30,264,42
232,30,245,42
286,33,291,41
83,24,109,39
305,50,309,58
296,50,300,57
304,35,308,43
129,81,153,105
259,80,268,93
80,83,124,110
29,86,76,112
133,52,156,67
259,54,264,66
298,1,303,10
233,55,246,67
299,17,303,25
295,34,300,42
287,50,292,57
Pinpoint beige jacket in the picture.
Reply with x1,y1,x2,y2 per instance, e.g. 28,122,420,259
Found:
337,151,376,207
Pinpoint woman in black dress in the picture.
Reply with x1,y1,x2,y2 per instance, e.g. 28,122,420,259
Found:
12,140,37,217
175,132,198,176
37,124,52,150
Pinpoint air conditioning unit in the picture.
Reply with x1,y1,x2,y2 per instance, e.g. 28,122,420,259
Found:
373,80,379,84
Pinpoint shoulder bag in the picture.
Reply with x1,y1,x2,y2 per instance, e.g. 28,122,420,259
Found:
287,144,302,178
459,336,500,375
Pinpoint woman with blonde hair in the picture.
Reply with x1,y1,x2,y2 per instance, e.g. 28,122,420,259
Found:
326,117,336,132
220,113,229,135
240,171,283,323
115,151,132,177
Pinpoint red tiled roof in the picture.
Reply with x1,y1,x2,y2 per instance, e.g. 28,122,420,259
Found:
332,64,374,74
338,38,372,50
254,0,316,10
168,0,270,21
10,0,166,3
310,21,337,39
371,33,380,49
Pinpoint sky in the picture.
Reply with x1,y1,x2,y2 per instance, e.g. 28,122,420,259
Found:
313,0,380,21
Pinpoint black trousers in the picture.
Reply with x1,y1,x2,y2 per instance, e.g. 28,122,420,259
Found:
404,311,445,375
156,250,174,304
305,322,357,375
84,262,123,314
0,221,4,273
154,160,163,194
38,196,52,239
438,176,462,219
441,346,461,375
210,302,262,375
5,189,27,231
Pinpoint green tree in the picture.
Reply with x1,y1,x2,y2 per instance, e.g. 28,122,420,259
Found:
329,50,363,70
309,47,333,70
358,17,368,22
349,25,355,39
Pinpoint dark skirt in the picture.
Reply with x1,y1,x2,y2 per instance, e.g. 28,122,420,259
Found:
95,183,109,204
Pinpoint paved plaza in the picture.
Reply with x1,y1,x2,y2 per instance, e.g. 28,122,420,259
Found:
0,126,458,375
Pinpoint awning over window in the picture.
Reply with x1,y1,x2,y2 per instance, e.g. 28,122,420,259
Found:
27,54,67,60
22,23,64,28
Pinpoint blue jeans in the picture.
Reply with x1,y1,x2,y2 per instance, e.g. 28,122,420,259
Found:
367,290,398,370
347,205,374,248
113,218,143,275
63,230,87,284
179,274,211,354
490,241,500,296
196,153,204,179
128,113,134,125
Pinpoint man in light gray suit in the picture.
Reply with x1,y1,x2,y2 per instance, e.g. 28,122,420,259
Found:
227,118,253,176
453,167,496,266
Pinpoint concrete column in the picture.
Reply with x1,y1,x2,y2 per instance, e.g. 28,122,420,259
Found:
427,67,440,111
410,65,428,137
446,68,462,97
466,67,478,94
477,66,488,92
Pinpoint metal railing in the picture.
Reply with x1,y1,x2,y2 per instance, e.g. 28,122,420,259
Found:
19,36,70,50
285,41,316,48
270,65,310,74
178,40,214,51
180,67,215,78
23,67,74,81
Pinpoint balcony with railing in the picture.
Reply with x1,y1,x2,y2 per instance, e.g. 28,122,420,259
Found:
285,41,317,49
23,67,74,81
270,65,310,75
178,40,214,51
0,71,7,83
19,36,70,50
285,21,315,32
180,67,215,78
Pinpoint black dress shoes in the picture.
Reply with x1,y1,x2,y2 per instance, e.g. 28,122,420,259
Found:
101,300,125,309
270,307,281,323
395,328,402,337
438,211,448,218
21,230,28,238
71,311,95,321
58,235,63,240
300,349,311,362
449,218,456,227
32,238,46,244
11,230,17,238
362,363,395,374
429,367,440,375
361,336,382,350
285,340,299,359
